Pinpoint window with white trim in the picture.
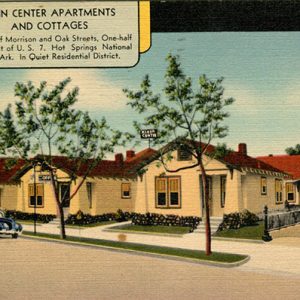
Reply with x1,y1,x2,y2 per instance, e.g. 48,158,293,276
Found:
155,176,181,208
261,176,267,195
28,183,44,207
220,176,226,208
121,183,131,199
286,182,295,202
275,179,283,204
86,182,93,208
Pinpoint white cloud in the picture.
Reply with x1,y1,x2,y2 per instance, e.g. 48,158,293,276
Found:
0,70,127,112
224,84,262,115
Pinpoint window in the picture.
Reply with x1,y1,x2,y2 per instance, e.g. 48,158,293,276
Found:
220,176,226,208
177,146,192,161
261,176,267,195
155,176,181,208
275,179,283,204
121,183,131,199
86,182,93,208
286,182,295,202
28,183,44,207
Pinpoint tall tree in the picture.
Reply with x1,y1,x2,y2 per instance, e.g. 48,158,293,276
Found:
285,144,300,155
124,54,234,255
0,78,126,239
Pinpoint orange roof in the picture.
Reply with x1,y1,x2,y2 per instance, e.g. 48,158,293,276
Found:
257,155,300,179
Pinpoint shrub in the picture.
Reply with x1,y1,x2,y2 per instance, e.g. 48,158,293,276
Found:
5,210,55,223
65,209,133,226
131,213,201,229
218,210,259,231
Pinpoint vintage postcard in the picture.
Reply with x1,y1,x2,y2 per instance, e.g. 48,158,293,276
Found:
0,1,299,299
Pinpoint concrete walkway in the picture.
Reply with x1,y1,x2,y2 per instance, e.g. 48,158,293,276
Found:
22,222,300,278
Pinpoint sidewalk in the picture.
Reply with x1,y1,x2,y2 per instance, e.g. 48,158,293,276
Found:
22,221,300,278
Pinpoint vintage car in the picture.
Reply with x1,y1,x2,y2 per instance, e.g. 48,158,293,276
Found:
0,211,23,238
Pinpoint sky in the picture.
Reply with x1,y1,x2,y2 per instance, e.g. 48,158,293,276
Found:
0,32,299,157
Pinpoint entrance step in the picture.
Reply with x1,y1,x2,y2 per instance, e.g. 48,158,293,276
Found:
194,217,223,234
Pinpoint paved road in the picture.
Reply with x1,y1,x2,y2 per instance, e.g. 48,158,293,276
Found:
0,238,299,300
22,222,300,278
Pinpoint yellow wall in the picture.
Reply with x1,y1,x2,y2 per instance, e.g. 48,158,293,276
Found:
243,174,285,214
0,184,19,211
73,177,136,215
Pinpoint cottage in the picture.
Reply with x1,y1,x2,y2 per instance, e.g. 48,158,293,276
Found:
0,142,290,218
257,154,300,206
134,142,288,217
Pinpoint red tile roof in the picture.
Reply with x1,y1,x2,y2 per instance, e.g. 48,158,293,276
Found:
0,158,26,184
36,148,157,179
257,155,300,179
158,140,286,174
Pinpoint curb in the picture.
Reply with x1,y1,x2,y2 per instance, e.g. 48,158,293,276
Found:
212,236,265,244
21,234,250,268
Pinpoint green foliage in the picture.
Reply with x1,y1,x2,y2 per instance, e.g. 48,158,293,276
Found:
5,210,55,223
124,54,234,152
218,210,260,231
65,210,132,226
0,78,128,165
285,144,300,155
131,212,201,229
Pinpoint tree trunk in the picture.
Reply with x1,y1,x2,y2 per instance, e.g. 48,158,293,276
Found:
49,169,67,239
200,161,212,256
57,203,66,239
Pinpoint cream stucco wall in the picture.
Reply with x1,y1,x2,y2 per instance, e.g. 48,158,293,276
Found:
134,151,241,217
243,173,285,214
0,184,19,211
71,177,136,215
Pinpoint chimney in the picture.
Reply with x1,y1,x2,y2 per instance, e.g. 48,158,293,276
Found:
238,143,247,156
126,150,135,160
115,153,124,165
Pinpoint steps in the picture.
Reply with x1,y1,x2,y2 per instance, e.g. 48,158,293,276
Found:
194,217,223,234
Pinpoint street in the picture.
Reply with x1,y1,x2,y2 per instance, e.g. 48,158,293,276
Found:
0,237,299,300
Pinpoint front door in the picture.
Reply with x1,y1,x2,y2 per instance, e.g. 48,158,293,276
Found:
59,183,70,208
200,175,213,217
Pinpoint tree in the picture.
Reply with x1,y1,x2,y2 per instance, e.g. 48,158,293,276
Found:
124,54,234,255
0,78,126,239
285,144,300,155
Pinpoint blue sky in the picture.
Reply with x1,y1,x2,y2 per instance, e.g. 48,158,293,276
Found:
0,32,299,156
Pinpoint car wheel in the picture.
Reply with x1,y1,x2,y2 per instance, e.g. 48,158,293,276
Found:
12,233,18,239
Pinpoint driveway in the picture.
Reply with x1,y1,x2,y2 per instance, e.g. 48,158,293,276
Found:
0,238,299,300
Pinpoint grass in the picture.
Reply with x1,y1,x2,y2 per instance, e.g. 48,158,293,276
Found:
23,231,247,263
111,224,192,235
65,221,117,228
213,222,264,240
15,219,44,225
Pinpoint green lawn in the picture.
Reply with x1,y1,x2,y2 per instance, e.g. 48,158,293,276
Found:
213,222,264,240
65,221,117,228
23,231,247,264
16,219,44,225
111,224,192,235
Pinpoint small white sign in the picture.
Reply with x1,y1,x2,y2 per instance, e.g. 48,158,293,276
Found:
0,1,139,68
140,129,158,139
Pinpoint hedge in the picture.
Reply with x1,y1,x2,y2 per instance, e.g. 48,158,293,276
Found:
65,209,133,225
132,212,201,229
5,210,56,223
65,210,201,229
217,210,259,231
